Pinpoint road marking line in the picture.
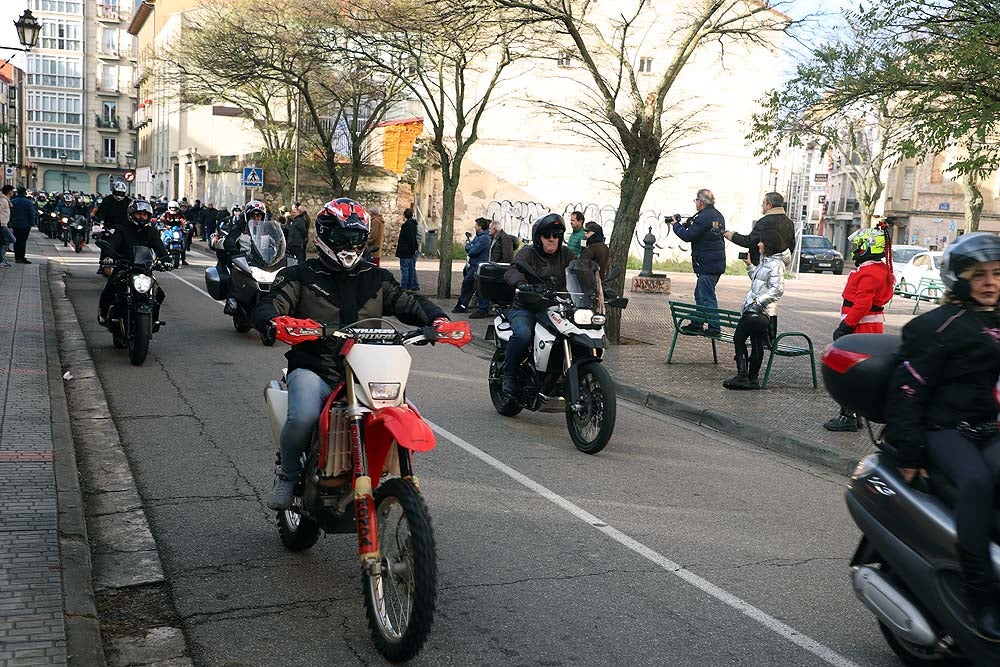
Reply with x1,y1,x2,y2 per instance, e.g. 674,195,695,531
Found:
427,419,861,667
166,272,221,302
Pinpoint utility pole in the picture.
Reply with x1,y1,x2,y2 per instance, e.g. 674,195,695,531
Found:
292,89,301,202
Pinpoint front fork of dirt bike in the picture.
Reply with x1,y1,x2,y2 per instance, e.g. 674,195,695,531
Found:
346,367,380,574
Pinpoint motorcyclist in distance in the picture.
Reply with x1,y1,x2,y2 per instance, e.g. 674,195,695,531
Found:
500,213,577,399
161,200,188,266
97,200,171,325
884,232,1000,641
251,197,447,510
94,180,131,234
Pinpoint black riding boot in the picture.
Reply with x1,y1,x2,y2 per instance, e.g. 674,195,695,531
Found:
958,547,1000,642
824,406,862,432
723,352,751,390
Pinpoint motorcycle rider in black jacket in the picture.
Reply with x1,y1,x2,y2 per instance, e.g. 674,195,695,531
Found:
252,198,447,510
98,200,170,325
94,180,131,233
501,214,577,398
884,232,1000,641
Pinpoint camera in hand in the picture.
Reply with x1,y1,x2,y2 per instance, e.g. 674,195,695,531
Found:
738,252,749,260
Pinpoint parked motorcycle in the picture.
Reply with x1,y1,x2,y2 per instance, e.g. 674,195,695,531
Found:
205,217,294,343
822,333,1000,667
479,259,628,454
263,315,471,661
96,240,168,366
70,215,88,253
160,223,185,268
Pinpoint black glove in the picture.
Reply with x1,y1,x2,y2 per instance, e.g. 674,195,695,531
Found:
672,214,682,224
261,321,277,346
832,322,854,341
516,282,533,292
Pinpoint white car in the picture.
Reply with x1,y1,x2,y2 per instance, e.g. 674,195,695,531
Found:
889,245,929,286
895,250,943,295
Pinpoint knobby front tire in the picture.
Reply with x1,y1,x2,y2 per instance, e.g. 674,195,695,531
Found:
363,478,437,662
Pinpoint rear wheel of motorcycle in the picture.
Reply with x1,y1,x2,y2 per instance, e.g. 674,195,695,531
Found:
488,348,522,417
565,363,616,455
876,565,969,666
128,313,151,366
363,478,437,662
277,504,321,552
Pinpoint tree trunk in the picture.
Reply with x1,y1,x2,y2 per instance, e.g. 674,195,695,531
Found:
436,170,459,299
605,157,658,343
961,172,983,232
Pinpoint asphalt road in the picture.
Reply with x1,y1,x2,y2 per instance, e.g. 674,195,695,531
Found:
52,242,900,667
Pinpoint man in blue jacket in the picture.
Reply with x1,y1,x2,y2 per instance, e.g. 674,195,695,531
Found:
672,188,726,335
453,217,492,318
9,187,36,264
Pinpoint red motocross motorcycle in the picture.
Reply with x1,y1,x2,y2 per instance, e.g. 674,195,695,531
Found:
264,315,471,661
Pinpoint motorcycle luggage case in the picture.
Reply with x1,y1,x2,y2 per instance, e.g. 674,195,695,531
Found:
204,266,230,301
820,334,900,423
476,262,514,306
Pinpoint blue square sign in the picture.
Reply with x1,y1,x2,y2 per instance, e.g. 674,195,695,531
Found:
242,167,263,188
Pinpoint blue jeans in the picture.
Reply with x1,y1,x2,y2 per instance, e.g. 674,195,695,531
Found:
400,256,419,290
694,273,721,331
280,369,334,476
503,308,540,380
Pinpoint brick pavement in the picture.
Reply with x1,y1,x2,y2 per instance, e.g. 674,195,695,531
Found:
0,260,68,665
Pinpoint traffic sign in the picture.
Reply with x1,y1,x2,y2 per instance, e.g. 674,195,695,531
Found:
4,166,13,178
242,167,264,188
123,170,136,182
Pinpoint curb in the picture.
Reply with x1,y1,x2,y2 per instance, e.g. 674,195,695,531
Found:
466,331,857,475
41,266,107,667
46,263,192,666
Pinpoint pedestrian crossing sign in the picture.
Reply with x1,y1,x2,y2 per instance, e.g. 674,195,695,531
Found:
242,167,264,188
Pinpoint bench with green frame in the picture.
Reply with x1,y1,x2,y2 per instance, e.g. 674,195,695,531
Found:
894,276,945,313
667,301,817,389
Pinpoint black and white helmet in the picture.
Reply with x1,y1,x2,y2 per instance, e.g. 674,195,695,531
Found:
941,232,1000,301
127,200,154,227
111,180,128,200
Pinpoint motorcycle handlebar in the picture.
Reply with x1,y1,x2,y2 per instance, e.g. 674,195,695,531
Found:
269,316,471,348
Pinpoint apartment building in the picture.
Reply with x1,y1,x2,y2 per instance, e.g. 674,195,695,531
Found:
0,62,25,186
24,0,138,194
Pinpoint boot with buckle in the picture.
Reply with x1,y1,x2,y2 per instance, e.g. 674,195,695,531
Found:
823,411,860,432
723,353,751,390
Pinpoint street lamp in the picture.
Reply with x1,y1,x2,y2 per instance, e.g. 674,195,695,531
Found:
60,152,68,192
125,151,135,195
1,10,41,53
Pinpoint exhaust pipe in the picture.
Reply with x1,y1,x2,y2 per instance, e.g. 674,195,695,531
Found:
852,566,937,647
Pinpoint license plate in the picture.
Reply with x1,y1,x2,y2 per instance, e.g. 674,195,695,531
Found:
818,263,831,267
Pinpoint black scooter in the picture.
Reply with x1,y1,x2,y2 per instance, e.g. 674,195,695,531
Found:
822,334,1000,667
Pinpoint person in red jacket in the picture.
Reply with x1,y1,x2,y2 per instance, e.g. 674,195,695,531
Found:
823,224,896,431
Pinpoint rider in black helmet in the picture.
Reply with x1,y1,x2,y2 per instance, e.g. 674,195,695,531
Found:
97,200,170,325
500,213,577,398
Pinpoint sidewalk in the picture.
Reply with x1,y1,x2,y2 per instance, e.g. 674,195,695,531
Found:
0,235,102,666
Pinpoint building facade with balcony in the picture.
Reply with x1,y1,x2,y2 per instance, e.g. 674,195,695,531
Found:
0,63,26,187
23,0,137,194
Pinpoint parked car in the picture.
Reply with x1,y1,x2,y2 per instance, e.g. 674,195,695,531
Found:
895,250,944,295
799,235,844,274
887,244,929,286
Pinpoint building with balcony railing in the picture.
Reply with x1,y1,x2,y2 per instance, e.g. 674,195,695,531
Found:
25,0,138,192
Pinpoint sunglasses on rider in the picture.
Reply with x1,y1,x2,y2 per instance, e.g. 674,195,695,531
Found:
540,231,562,240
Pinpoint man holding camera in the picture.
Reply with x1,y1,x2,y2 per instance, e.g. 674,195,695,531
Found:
453,217,491,317
672,189,726,336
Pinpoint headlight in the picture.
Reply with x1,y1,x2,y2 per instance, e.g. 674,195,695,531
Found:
591,314,606,326
368,382,401,400
573,309,594,326
249,266,278,283
132,274,153,293
172,232,182,239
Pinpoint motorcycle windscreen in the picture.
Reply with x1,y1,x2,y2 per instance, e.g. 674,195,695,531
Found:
565,259,605,313
132,245,156,270
248,219,286,268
